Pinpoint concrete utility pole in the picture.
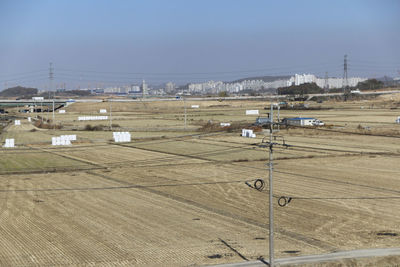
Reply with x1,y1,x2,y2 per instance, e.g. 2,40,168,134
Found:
109,99,112,130
277,104,280,132
184,97,187,130
268,103,275,267
41,99,43,122
48,62,54,123
47,92,50,121
260,103,290,266
33,99,36,118
52,99,55,130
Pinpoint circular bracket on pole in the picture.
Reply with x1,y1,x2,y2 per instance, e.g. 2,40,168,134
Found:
254,179,265,191
278,196,292,207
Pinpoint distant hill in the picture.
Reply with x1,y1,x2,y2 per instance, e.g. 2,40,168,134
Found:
38,90,92,97
60,90,92,96
0,86,38,98
230,75,291,83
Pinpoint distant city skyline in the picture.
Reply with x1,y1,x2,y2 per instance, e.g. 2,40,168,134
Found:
0,0,399,89
39,72,369,96
0,68,389,92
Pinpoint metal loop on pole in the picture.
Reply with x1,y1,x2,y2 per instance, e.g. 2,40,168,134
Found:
254,179,265,191
278,196,292,207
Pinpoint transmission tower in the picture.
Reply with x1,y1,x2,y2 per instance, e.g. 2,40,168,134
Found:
141,79,148,98
324,72,329,93
342,55,349,95
49,62,54,92
49,62,55,126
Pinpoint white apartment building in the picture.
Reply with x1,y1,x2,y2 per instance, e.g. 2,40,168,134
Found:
189,80,224,93
165,82,176,93
130,85,140,92
187,73,367,94
287,74,316,86
288,73,367,89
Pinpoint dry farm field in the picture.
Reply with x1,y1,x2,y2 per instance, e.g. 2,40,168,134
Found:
0,95,400,266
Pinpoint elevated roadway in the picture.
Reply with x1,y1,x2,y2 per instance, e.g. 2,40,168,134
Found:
0,90,399,105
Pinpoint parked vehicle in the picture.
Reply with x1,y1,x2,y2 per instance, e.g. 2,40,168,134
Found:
313,119,325,126
254,117,271,126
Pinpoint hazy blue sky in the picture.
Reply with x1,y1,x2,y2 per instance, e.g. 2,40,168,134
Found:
0,0,399,88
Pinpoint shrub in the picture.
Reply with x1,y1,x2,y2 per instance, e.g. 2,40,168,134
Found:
84,124,104,131
33,120,62,129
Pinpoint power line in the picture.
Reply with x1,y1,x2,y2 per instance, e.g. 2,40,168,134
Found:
288,125,400,139
349,59,400,65
55,62,340,76
0,69,47,78
273,170,400,195
0,74,48,84
282,195,400,200
53,68,343,82
0,178,253,194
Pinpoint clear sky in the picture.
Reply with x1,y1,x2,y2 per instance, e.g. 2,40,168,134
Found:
0,0,399,88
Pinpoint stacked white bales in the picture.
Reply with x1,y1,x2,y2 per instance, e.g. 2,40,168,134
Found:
78,116,108,121
14,120,21,125
51,135,76,146
99,109,107,113
59,110,66,113
3,139,15,148
113,132,131,143
246,110,259,115
242,129,256,138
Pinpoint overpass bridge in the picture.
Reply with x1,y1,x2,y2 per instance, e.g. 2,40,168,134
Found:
0,99,72,108
1,90,399,106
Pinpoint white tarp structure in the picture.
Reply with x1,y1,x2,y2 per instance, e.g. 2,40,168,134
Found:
78,116,108,121
51,135,76,146
27,117,31,122
285,117,316,126
220,122,231,127
246,110,259,115
191,105,199,109
113,132,131,143
242,129,256,138
32,97,44,101
14,120,21,125
59,110,66,113
396,116,400,124
99,109,107,113
3,139,15,148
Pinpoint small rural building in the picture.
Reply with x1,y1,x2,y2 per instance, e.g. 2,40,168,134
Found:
255,117,271,126
242,129,256,138
285,117,316,126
